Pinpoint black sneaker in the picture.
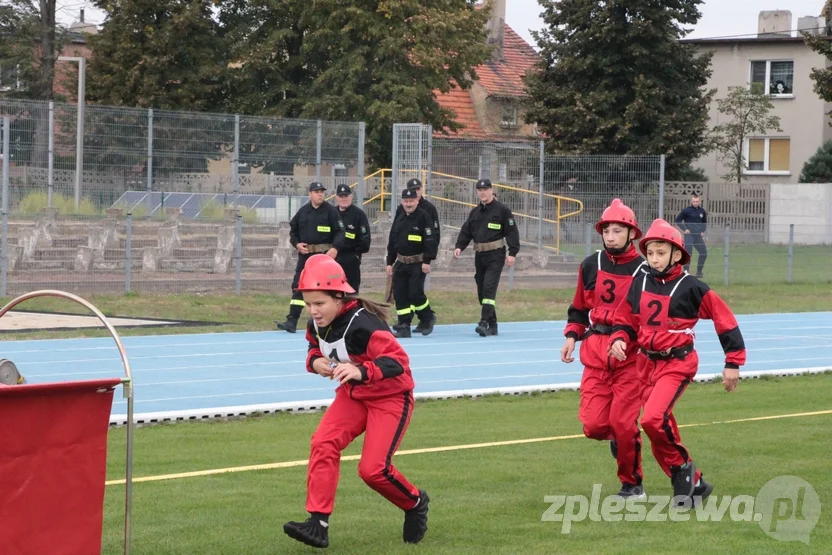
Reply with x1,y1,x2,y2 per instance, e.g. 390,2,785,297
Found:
617,483,646,499
284,517,329,548
691,476,714,506
416,314,436,336
403,490,430,544
392,324,412,338
671,462,697,507
610,440,618,460
276,318,298,333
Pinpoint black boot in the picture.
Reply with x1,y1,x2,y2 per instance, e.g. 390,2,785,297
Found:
403,490,430,544
283,516,329,548
616,483,646,499
414,313,436,336
276,316,298,333
691,475,714,506
476,321,498,337
392,323,412,338
671,462,697,507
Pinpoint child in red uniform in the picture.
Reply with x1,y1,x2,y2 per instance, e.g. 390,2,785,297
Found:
283,254,429,548
608,219,745,507
560,199,649,498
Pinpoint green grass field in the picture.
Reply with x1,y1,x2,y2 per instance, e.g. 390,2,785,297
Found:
100,373,832,554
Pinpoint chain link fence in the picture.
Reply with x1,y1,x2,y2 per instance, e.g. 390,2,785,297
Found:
1,112,830,296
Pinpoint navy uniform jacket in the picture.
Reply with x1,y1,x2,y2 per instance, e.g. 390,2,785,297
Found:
675,205,707,234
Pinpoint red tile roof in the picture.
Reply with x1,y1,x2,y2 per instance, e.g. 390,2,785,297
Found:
434,86,489,139
476,25,539,98
434,23,539,139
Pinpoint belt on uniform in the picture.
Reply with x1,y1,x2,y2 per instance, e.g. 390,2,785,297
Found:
307,243,332,254
641,343,694,361
588,323,614,335
474,239,504,253
397,253,423,264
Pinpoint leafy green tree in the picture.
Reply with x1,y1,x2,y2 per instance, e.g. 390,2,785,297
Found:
799,141,832,183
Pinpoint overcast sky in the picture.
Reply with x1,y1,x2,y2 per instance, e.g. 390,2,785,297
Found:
60,1,827,44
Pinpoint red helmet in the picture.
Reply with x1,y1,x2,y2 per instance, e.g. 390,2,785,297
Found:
639,219,690,265
595,199,642,239
296,254,356,294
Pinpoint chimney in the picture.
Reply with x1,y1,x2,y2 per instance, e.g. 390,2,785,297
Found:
80,8,84,23
485,0,506,61
758,10,793,37
797,15,823,36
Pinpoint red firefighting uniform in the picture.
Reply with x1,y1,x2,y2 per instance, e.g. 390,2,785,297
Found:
304,300,420,514
609,264,746,481
564,245,648,486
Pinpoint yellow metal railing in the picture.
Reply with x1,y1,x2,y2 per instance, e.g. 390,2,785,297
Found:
330,169,584,253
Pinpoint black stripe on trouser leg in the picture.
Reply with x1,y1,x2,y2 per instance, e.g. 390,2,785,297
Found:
383,392,419,502
631,428,643,485
288,254,309,319
661,378,691,463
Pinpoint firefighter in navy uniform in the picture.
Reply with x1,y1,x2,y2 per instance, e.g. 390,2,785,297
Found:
394,178,440,244
386,188,438,338
334,184,371,292
276,182,346,333
453,179,520,336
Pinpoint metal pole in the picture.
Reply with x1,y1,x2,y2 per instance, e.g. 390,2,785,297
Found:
315,120,322,181
787,223,794,284
2,117,9,298
48,101,54,208
357,122,366,204
658,154,666,220
146,109,153,217
233,114,240,204
508,264,515,290
426,125,433,196
76,58,86,210
235,214,242,294
538,140,544,249
723,223,730,286
125,213,132,293
585,222,593,257
391,126,399,220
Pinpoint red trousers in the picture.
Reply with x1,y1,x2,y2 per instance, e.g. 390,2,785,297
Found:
578,333,643,485
306,387,420,514
638,351,702,482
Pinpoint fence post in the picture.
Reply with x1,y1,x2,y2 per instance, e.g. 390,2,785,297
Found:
233,114,240,203
538,140,544,249
315,120,322,181
723,223,730,286
426,126,433,196
585,222,593,257
787,223,794,284
48,101,55,208
235,214,242,294
125,213,132,293
357,122,366,204
658,154,665,220
146,108,153,217
1,117,9,298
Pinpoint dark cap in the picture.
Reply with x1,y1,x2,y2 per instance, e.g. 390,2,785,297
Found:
476,179,492,190
335,184,352,196
309,182,326,192
406,178,423,189
402,188,418,200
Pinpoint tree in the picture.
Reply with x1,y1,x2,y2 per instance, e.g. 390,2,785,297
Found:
804,29,832,121
87,0,226,111
221,0,493,168
524,0,715,179
0,0,64,100
799,141,832,183
710,86,781,183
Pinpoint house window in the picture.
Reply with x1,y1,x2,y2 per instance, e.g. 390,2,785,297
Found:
746,138,790,173
750,60,794,96
501,104,518,127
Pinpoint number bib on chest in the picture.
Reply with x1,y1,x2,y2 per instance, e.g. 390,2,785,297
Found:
314,309,364,383
637,274,688,331
593,251,645,311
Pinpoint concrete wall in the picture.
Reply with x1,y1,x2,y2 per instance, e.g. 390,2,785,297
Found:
693,42,829,184
768,183,832,244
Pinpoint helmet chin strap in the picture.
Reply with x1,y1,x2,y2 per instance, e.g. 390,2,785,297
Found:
649,246,679,278
604,238,631,256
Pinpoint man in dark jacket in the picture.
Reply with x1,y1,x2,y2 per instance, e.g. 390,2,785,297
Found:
334,184,371,292
675,194,708,277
